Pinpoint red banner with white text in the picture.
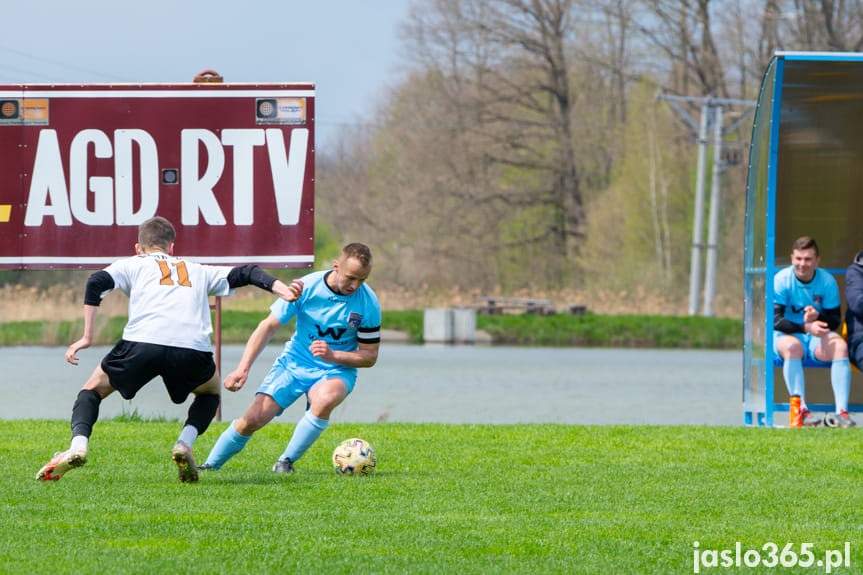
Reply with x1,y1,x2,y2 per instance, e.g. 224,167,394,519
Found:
0,83,315,269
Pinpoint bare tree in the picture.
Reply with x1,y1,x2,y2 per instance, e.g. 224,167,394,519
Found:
374,0,592,288
317,0,857,308
636,0,728,96
469,0,586,257
589,0,639,126
753,0,863,64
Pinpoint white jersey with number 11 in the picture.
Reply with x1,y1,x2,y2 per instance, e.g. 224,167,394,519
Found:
102,251,234,352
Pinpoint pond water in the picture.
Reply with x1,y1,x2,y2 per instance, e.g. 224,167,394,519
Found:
1,344,742,425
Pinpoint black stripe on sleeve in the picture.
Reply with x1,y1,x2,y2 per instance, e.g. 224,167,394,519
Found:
84,270,115,306
358,326,381,344
227,264,277,291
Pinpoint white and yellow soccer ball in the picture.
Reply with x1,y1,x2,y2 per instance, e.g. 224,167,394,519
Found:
332,438,377,476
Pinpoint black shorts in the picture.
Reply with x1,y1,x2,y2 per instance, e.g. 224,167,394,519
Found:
101,340,217,404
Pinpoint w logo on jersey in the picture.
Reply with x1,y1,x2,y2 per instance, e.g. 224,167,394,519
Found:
316,325,347,340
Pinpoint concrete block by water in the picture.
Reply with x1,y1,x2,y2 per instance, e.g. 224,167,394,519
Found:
423,308,476,344
452,308,476,343
423,308,453,343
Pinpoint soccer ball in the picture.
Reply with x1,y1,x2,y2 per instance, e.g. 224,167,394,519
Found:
332,438,376,475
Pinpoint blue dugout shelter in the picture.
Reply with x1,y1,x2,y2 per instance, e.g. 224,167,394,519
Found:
744,52,863,426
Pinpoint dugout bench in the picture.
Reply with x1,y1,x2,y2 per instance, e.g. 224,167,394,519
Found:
743,52,863,426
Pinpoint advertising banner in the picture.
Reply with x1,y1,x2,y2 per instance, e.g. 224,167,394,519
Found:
0,83,315,269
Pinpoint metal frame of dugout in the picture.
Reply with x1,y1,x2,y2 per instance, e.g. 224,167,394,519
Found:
744,52,863,426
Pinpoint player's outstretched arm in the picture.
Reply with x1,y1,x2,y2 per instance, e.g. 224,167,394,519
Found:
224,313,285,392
226,265,302,302
272,279,303,302
65,305,99,365
66,270,115,365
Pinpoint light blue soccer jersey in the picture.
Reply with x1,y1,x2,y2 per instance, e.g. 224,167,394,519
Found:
773,266,840,323
270,269,381,371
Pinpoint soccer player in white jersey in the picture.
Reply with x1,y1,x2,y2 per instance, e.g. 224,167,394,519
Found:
774,236,855,428
199,243,381,474
36,216,303,483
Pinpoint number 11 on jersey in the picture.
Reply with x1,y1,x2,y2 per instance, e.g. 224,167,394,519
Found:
156,259,192,287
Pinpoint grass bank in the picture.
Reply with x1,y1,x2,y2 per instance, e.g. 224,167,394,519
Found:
3,421,860,574
0,310,741,348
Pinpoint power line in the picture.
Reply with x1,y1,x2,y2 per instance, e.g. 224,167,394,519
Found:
0,44,131,82
0,63,62,83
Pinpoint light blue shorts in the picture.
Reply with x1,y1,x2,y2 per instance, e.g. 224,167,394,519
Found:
772,331,828,364
255,355,357,415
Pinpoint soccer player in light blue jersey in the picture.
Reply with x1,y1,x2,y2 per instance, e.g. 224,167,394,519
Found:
774,236,855,428
200,243,381,473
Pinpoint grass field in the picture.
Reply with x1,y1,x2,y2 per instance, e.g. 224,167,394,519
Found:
2,421,861,574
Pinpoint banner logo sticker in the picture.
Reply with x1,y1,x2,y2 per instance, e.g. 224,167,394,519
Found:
256,97,306,125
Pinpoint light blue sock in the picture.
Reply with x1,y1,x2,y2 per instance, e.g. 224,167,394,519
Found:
204,420,252,469
783,358,806,406
831,358,851,413
280,411,329,463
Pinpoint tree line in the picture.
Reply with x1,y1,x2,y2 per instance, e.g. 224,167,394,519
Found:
317,0,863,314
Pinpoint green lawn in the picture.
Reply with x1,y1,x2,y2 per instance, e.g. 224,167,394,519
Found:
2,422,860,574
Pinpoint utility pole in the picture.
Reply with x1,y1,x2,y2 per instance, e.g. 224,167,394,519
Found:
689,105,710,316
657,94,756,316
703,104,724,317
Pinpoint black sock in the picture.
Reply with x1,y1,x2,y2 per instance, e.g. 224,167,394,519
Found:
185,394,220,436
70,389,102,437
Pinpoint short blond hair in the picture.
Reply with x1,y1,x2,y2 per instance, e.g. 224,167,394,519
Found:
341,243,372,267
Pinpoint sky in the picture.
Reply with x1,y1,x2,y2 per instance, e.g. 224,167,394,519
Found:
0,0,413,148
